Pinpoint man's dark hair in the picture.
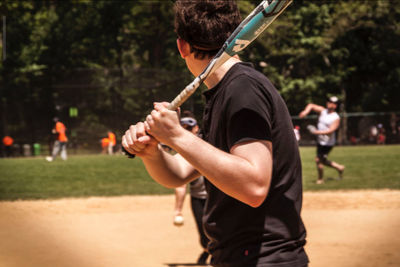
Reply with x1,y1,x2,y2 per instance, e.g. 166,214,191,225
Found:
174,0,241,59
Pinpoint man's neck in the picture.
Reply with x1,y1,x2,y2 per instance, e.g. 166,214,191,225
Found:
204,57,241,89
189,56,241,89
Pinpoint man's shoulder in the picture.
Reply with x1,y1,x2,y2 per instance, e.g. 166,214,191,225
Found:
329,110,340,118
225,63,275,94
321,109,340,119
333,112,340,120
231,62,270,81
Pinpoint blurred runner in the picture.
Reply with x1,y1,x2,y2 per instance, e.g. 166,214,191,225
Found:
108,131,116,155
46,117,68,162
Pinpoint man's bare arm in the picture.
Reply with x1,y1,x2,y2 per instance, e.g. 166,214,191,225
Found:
122,122,200,188
144,106,273,208
141,148,201,188
299,103,325,118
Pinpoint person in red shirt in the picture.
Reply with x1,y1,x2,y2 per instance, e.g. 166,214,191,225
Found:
377,124,386,145
46,117,68,162
2,135,14,157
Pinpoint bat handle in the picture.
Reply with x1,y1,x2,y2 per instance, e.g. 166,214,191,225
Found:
124,82,197,158
168,77,202,110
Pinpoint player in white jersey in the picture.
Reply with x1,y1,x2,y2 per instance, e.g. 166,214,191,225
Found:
299,96,345,184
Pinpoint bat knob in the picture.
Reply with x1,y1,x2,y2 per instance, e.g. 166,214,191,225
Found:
122,147,136,158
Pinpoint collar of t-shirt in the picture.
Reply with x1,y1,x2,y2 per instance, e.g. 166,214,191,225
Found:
202,62,254,101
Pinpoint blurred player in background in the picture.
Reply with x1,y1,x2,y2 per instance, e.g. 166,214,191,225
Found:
2,135,14,157
107,131,116,155
376,124,386,145
101,137,110,154
299,96,345,184
172,111,209,264
294,125,301,142
46,117,68,162
122,1,308,266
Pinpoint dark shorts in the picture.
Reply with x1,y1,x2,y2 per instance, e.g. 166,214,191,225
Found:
316,144,333,160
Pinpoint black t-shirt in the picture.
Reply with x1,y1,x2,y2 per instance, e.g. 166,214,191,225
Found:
202,63,308,267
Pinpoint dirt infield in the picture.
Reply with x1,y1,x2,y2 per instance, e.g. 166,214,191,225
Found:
0,190,399,267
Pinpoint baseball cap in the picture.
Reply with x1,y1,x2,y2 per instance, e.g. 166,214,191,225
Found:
328,96,339,104
180,117,197,127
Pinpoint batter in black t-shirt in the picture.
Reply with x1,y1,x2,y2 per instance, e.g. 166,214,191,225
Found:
202,62,308,267
122,1,309,265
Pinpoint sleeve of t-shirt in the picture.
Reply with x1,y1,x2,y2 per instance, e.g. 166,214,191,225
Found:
225,74,273,149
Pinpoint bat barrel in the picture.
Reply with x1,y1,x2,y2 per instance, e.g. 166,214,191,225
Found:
225,0,292,56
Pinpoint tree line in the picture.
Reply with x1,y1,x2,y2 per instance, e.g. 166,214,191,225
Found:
0,0,399,149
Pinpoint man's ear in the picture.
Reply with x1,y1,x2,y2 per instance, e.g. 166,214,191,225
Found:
176,38,191,58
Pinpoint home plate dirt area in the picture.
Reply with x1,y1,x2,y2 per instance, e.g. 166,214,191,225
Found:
0,190,399,267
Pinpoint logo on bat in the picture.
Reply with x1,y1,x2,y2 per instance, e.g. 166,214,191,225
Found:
232,39,250,52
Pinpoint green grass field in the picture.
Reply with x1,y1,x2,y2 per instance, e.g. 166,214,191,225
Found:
0,154,172,200
301,145,400,190
0,145,399,200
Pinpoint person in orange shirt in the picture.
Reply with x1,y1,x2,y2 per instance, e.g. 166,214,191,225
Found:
101,137,110,154
2,135,14,157
46,117,68,162
107,131,116,155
